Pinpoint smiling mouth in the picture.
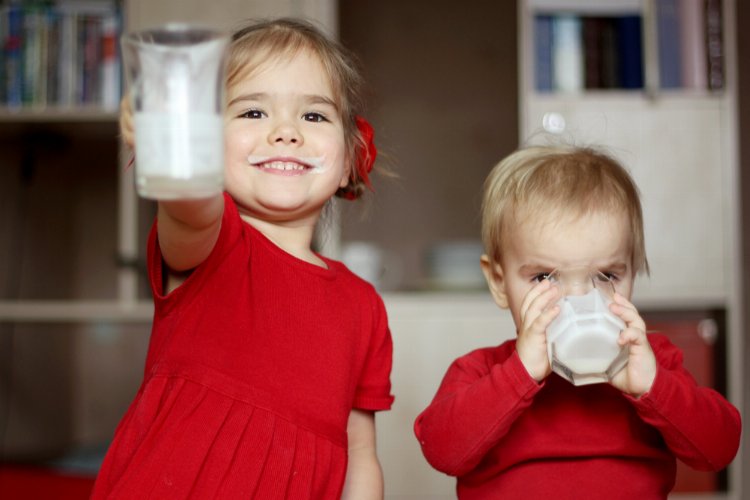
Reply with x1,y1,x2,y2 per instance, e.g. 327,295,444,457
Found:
247,155,327,174
256,160,309,172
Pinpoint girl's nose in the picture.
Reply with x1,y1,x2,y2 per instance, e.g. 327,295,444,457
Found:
269,120,302,145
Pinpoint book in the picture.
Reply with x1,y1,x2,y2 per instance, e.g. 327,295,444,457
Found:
599,16,619,88
100,11,119,110
706,0,723,90
582,16,603,89
534,15,553,92
656,0,682,89
552,15,583,92
5,3,23,108
45,8,60,106
679,0,708,90
2,0,121,109
616,15,643,89
57,6,77,106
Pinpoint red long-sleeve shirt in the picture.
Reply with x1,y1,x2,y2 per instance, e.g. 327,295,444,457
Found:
414,334,740,499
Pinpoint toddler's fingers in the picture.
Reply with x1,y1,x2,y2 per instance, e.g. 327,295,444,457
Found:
610,293,646,331
520,281,559,329
618,326,647,347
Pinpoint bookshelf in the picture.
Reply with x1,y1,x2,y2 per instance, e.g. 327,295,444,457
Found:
0,0,122,113
520,0,741,496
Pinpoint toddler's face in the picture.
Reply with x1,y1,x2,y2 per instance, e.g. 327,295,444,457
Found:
489,209,635,330
223,49,349,222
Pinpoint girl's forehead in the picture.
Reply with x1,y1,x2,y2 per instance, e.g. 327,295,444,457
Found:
233,47,329,85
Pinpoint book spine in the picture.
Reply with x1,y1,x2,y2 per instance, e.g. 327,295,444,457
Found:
599,17,619,88
616,15,644,89
582,17,602,89
706,0,723,90
6,3,23,108
534,15,553,92
679,0,708,89
552,15,583,92
82,14,102,105
100,11,119,110
21,4,40,106
45,8,60,106
58,8,75,107
656,0,682,89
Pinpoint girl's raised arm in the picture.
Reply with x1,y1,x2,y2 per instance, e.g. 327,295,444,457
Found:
157,196,224,272
120,96,225,274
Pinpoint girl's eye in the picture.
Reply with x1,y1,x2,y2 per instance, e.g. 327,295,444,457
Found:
303,112,327,123
239,109,264,119
532,272,552,283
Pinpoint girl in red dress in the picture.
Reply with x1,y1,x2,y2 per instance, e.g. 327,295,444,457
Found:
92,18,394,499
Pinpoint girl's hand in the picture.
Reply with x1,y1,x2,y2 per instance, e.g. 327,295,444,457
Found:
516,279,560,382
120,96,135,148
608,293,656,397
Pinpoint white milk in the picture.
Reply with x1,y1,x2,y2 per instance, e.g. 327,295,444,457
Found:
134,112,224,199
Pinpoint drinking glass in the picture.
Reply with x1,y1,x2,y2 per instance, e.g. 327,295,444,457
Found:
122,24,229,199
545,266,628,385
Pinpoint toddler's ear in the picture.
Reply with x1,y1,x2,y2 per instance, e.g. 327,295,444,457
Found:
480,255,509,309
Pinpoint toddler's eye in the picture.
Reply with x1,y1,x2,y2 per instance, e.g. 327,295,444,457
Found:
303,112,327,123
239,109,264,119
532,272,552,283
596,272,619,283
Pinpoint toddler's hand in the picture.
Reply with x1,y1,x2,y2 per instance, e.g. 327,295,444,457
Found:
516,279,560,382
608,293,656,397
120,96,135,148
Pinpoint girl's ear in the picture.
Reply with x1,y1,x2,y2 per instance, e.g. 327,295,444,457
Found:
339,162,351,188
480,254,509,309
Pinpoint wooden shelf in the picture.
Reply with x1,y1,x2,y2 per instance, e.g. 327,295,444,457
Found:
0,108,119,123
0,300,153,323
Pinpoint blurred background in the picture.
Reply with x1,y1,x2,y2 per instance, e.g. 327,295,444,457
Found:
0,0,747,498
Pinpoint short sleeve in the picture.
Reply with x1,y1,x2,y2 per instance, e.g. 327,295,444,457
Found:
352,292,395,411
147,192,243,304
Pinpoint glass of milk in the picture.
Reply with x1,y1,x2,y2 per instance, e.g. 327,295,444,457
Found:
121,25,229,199
545,266,628,386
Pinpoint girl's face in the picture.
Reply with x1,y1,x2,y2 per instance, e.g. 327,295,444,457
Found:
224,49,349,223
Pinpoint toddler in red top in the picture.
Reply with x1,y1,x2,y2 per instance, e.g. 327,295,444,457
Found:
92,19,393,500
414,145,741,499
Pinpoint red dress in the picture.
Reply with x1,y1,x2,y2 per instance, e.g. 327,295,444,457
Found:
92,194,394,499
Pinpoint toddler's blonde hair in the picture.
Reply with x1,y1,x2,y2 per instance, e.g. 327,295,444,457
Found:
481,145,649,275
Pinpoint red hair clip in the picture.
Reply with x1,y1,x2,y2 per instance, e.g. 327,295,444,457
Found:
355,115,376,190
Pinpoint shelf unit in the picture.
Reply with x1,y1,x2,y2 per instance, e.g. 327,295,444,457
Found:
519,0,741,496
0,0,339,323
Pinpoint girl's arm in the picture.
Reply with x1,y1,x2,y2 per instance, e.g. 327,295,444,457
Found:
120,96,225,275
341,409,383,500
157,197,224,273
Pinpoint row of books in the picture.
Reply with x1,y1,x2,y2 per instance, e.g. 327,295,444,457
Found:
534,0,724,93
535,14,644,93
657,0,723,91
0,1,122,111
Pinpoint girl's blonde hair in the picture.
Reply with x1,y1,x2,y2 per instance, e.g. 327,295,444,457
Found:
227,18,371,199
481,145,649,275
